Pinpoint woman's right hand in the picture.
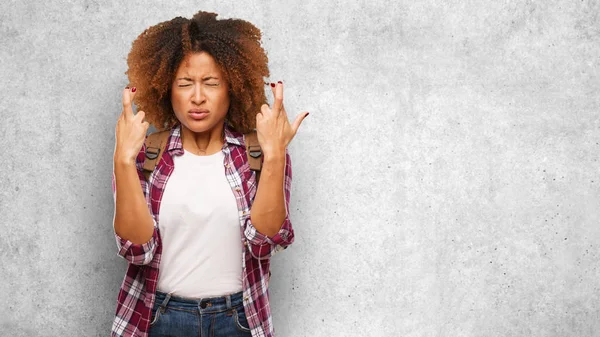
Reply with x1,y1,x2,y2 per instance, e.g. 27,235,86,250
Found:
114,86,150,165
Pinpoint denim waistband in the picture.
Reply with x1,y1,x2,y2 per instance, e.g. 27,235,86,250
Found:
154,290,245,313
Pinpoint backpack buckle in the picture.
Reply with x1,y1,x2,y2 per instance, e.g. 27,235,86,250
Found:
248,145,262,158
145,147,161,160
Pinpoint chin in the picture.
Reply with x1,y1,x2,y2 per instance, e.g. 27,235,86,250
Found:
182,117,222,134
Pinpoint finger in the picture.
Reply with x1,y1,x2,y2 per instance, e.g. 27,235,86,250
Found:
291,112,309,134
269,83,276,96
271,81,284,117
269,83,287,119
121,86,136,119
279,103,288,121
260,103,272,117
136,110,146,122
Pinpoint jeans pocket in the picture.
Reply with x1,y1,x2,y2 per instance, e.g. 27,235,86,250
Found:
232,306,251,332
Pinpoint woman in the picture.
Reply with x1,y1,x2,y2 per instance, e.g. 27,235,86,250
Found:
111,11,308,337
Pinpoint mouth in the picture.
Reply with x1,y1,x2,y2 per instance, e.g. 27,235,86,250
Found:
189,109,209,120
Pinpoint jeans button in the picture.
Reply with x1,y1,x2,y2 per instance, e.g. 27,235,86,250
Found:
200,301,207,309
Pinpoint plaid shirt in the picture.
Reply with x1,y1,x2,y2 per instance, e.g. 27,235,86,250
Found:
110,121,294,337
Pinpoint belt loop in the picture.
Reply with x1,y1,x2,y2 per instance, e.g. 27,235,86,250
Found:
226,294,232,309
159,292,172,312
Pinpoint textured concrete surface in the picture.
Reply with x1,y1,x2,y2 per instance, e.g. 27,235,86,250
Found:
1,1,599,336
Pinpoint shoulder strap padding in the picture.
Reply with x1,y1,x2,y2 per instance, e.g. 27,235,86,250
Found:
244,130,262,183
142,130,170,182
141,129,262,183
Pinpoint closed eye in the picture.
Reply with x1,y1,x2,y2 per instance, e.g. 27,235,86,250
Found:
177,83,218,87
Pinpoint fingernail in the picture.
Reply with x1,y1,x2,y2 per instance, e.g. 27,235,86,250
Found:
125,86,130,89
132,87,137,92
306,112,310,117
277,81,282,84
270,83,275,88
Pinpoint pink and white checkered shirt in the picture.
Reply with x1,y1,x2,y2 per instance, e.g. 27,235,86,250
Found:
110,121,294,337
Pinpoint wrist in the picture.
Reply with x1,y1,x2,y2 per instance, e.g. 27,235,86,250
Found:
113,154,136,167
262,148,286,162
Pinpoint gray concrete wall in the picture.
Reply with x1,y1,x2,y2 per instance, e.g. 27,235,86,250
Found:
1,1,598,336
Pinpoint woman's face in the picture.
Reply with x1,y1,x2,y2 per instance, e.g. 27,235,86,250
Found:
170,52,230,133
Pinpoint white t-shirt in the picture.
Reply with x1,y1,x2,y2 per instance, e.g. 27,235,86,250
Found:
156,149,243,298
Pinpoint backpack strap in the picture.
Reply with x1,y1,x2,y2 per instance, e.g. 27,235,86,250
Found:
244,130,263,184
142,130,170,182
141,129,263,184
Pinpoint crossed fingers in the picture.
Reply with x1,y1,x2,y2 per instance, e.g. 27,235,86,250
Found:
262,81,309,135
120,86,145,122
264,81,286,119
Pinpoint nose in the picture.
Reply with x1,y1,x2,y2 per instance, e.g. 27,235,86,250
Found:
191,84,205,105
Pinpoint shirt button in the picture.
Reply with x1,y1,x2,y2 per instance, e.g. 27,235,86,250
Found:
235,187,241,192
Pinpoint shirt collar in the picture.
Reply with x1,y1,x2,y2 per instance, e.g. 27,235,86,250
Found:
166,121,246,155
223,120,245,147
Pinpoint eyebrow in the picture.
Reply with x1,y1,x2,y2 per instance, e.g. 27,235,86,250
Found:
176,76,219,81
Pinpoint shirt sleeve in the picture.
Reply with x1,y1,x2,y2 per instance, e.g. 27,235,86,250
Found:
244,148,295,259
111,142,158,266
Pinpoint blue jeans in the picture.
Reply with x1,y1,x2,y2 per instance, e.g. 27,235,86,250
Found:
148,290,252,337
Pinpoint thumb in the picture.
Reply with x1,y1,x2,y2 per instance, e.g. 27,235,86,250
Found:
291,112,309,133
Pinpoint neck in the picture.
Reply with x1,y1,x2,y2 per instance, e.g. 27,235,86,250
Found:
181,121,225,156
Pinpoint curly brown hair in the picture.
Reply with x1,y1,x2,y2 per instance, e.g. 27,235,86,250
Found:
125,11,270,133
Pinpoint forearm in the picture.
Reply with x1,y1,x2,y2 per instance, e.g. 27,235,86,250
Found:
250,151,287,237
113,158,154,245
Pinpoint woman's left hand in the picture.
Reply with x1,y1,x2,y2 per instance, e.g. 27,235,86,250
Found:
256,81,309,158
